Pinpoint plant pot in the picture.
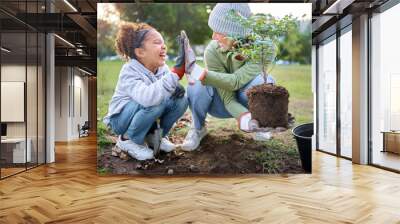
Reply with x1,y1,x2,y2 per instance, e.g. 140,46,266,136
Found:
292,123,313,173
247,84,289,127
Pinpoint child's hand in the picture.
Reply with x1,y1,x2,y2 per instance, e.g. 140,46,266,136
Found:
171,35,185,79
171,84,186,99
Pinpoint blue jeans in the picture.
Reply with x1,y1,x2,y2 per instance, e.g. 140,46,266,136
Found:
108,96,188,145
187,74,275,130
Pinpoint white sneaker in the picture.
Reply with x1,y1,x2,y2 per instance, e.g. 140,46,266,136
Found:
160,138,176,152
146,134,176,152
116,136,154,161
181,126,207,151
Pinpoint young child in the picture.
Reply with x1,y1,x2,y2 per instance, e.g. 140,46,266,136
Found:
103,22,188,160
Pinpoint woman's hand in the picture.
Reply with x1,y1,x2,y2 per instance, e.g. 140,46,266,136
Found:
199,69,208,84
188,68,208,85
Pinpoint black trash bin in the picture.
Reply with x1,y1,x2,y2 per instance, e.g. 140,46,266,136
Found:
292,123,313,173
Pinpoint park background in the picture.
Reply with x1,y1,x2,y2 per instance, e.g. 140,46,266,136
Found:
97,3,313,175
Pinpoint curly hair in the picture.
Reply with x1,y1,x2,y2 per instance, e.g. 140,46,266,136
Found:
115,22,154,61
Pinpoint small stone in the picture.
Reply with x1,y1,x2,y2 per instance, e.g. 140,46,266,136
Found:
112,145,122,153
119,151,129,160
167,168,174,175
111,151,118,157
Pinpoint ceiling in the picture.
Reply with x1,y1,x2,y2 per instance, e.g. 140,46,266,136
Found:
0,0,97,75
310,0,390,43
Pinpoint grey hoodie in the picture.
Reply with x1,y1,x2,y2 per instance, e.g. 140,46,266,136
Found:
103,59,179,125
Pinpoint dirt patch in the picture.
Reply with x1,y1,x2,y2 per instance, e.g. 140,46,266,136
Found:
98,131,305,175
247,84,289,128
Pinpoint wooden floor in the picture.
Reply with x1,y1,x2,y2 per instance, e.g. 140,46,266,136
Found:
372,150,400,171
1,135,400,223
1,167,26,178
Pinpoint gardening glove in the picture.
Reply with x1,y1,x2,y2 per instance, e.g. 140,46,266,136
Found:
171,34,186,79
180,30,203,84
181,30,196,74
171,84,185,99
176,30,209,85
238,112,261,133
238,112,289,133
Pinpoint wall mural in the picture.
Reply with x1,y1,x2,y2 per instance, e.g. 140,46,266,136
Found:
97,3,313,175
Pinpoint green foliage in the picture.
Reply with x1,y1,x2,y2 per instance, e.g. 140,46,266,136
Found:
97,20,117,59
98,167,112,175
226,10,298,80
254,138,299,174
97,121,113,148
278,25,311,64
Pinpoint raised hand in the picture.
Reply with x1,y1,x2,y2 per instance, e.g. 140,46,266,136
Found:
171,34,186,79
180,30,196,74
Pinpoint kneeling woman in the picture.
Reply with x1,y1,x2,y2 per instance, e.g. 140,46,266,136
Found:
103,22,188,160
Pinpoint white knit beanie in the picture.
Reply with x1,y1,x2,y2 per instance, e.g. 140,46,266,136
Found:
208,3,252,38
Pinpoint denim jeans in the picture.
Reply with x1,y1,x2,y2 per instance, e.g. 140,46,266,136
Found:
108,96,188,145
187,74,275,130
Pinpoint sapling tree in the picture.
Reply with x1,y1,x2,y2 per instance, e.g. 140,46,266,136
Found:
226,10,298,84
224,11,301,128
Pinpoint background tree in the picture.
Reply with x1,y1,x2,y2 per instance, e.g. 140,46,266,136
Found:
97,19,116,59
115,3,216,55
97,3,311,65
277,22,311,64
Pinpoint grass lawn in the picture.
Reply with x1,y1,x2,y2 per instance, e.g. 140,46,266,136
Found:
97,59,312,126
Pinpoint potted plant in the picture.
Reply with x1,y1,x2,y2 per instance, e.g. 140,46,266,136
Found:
227,11,298,128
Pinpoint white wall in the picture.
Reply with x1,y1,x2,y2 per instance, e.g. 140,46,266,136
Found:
54,67,89,141
55,67,69,141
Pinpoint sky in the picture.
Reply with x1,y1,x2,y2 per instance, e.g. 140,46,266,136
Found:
249,3,311,20
97,3,312,23
98,3,120,23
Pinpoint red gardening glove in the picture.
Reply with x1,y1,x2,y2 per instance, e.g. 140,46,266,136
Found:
171,34,185,79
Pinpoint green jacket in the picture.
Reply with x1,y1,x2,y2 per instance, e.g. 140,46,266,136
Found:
203,40,261,118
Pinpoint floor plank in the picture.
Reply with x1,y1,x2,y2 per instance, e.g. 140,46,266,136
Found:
0,135,400,223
